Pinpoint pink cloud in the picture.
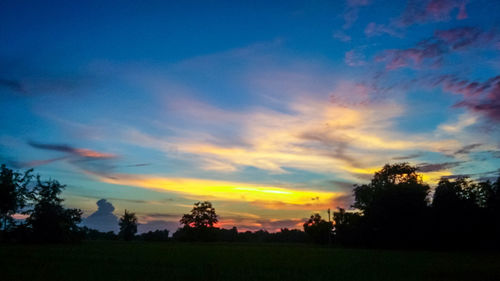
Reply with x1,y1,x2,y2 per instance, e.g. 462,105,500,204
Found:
376,26,497,70
399,0,468,26
434,75,500,121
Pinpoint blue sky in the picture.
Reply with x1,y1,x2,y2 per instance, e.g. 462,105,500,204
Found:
1,0,499,232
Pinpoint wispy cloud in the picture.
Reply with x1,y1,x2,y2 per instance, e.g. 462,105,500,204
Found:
376,26,497,70
28,141,116,159
433,75,500,121
398,0,468,27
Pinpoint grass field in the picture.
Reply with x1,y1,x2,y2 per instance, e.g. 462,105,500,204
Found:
1,242,500,281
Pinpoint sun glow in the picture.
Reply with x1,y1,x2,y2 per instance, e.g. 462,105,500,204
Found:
97,174,345,209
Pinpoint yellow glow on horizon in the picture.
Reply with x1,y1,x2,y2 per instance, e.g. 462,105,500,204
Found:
97,174,344,209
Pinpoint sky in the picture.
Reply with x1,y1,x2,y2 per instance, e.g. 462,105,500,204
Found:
1,0,500,233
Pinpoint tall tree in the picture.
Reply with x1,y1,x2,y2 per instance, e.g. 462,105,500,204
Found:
0,164,32,232
119,210,138,241
180,201,218,228
432,177,491,248
26,177,82,242
353,163,430,246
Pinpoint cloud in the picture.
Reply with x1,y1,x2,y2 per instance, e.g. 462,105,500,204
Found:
398,0,468,26
0,78,26,94
83,199,119,233
344,50,366,66
333,30,351,42
27,141,118,174
433,75,500,121
417,161,463,172
392,152,424,160
28,141,116,159
364,22,401,38
441,169,500,181
10,156,68,168
342,0,372,29
454,143,482,155
376,26,497,70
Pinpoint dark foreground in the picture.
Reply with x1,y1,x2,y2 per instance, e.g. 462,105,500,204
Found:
1,242,500,281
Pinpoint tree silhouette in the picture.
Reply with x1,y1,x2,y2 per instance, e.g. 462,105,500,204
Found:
333,208,363,246
26,177,82,242
0,164,32,233
303,213,333,244
180,201,218,228
353,163,430,247
119,209,138,241
431,177,493,248
174,201,219,241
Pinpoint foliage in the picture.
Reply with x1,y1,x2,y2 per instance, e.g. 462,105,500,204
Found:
352,163,430,247
333,208,364,246
303,213,333,244
119,210,138,241
138,229,170,241
175,201,219,241
0,164,33,232
431,177,499,248
26,177,83,242
80,226,118,240
180,201,218,228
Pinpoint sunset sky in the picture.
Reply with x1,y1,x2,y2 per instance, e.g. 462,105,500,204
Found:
1,0,499,232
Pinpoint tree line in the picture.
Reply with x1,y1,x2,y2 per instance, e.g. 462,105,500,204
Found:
1,163,499,249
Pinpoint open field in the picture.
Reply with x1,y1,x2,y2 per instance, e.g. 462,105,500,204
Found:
1,242,500,281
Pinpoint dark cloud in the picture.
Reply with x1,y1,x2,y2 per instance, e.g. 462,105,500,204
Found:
0,78,26,94
83,199,119,233
27,141,118,175
298,131,361,168
417,161,463,172
28,141,116,159
454,143,482,155
442,169,500,181
392,152,424,160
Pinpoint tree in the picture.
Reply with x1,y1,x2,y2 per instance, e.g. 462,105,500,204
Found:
180,201,218,228
119,210,138,241
431,177,491,248
352,163,430,247
175,201,218,241
0,164,32,232
26,177,82,242
303,213,333,244
333,208,363,246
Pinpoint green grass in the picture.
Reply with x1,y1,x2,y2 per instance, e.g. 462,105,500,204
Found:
1,242,499,281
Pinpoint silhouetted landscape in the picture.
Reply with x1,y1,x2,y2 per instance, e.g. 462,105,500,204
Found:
1,163,500,280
